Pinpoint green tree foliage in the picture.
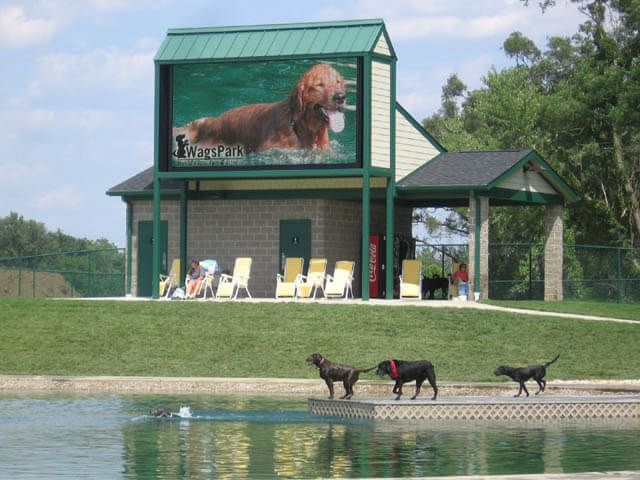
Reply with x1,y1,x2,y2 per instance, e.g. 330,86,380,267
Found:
0,212,124,296
422,0,640,254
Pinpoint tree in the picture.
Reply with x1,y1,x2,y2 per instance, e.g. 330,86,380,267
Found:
503,31,542,67
0,212,124,296
521,0,640,249
421,0,640,253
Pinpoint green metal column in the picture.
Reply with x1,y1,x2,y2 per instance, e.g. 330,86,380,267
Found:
361,56,372,301
362,172,371,300
180,181,188,283
385,178,394,299
474,194,481,295
151,62,161,299
152,174,161,299
124,199,132,295
386,58,397,300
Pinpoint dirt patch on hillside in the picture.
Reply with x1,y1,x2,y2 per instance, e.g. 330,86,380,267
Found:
0,269,78,298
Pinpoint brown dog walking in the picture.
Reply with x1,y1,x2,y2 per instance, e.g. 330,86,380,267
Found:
307,353,374,400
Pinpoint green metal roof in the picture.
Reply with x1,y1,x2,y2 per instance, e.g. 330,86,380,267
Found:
154,19,394,63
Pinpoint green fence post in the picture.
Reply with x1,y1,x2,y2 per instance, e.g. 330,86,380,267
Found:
617,247,622,304
88,251,92,298
529,246,533,300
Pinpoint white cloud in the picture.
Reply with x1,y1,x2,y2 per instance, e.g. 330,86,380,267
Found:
33,48,154,95
0,162,53,186
29,185,81,209
0,5,61,48
316,0,582,43
0,107,119,137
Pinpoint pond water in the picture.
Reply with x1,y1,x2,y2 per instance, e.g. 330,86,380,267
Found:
0,393,639,479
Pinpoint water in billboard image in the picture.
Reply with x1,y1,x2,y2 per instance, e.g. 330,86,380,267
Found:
171,58,358,169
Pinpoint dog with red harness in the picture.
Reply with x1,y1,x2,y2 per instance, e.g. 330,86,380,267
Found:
376,359,438,400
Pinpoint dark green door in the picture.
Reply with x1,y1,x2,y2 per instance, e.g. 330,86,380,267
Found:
279,219,311,275
137,220,168,297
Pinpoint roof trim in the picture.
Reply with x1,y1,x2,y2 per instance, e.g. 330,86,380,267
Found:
494,150,580,202
155,19,391,63
165,18,386,36
396,149,580,205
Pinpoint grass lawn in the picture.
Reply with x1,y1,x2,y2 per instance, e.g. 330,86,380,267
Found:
485,300,640,321
1,297,639,381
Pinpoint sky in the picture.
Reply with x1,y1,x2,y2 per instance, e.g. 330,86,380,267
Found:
0,0,587,248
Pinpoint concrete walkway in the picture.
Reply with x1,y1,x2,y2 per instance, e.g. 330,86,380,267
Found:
1,375,638,395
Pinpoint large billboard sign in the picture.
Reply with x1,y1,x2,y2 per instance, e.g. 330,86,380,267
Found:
170,58,359,170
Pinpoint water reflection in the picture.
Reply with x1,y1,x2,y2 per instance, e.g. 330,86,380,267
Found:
1,393,639,479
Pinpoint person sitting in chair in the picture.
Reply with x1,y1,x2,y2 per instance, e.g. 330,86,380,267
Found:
451,263,469,298
186,258,205,299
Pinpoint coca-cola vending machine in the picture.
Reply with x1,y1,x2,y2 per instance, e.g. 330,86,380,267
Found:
368,234,386,298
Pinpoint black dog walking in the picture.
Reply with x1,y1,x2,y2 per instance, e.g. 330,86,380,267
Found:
494,354,560,397
376,359,438,400
307,353,375,400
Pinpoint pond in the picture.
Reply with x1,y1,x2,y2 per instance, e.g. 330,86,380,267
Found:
0,393,638,478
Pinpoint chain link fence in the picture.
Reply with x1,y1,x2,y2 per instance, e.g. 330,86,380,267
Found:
0,248,126,298
418,243,640,303
488,243,640,303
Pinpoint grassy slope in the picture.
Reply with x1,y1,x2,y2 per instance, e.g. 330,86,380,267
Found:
485,300,640,321
1,298,639,381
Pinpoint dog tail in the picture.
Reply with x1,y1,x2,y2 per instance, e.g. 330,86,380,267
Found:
358,366,376,373
545,354,560,367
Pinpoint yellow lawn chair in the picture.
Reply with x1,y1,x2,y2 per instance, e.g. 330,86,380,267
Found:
324,260,355,299
159,258,181,298
295,258,327,299
399,259,422,299
216,257,252,299
275,257,304,298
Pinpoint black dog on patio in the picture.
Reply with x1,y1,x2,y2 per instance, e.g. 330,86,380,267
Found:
306,353,375,400
422,275,449,299
494,354,560,397
376,359,438,400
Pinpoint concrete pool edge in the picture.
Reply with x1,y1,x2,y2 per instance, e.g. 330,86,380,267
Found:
1,375,639,396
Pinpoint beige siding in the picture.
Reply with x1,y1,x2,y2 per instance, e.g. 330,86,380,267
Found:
497,169,556,194
395,110,440,181
373,34,391,56
371,61,391,169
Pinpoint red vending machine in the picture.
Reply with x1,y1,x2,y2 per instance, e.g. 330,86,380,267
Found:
368,234,386,298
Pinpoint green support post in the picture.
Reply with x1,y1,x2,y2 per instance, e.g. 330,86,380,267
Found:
152,62,161,299
474,194,481,297
180,181,188,284
385,178,394,299
362,171,371,301
152,174,161,299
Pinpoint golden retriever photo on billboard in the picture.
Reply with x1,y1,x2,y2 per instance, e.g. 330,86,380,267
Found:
171,58,358,168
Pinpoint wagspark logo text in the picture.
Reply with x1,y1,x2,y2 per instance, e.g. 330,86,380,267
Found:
174,144,245,160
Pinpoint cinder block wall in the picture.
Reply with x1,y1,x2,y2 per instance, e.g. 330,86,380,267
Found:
130,198,412,298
